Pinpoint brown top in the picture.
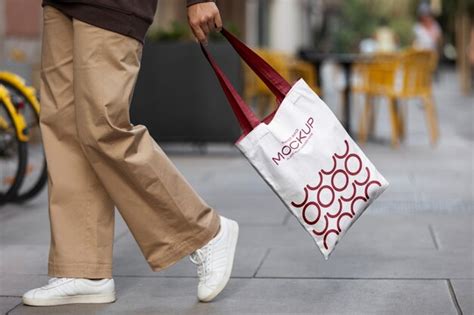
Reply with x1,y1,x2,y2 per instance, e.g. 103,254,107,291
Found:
42,0,214,43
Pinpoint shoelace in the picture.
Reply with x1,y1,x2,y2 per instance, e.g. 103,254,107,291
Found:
46,277,71,288
189,244,212,280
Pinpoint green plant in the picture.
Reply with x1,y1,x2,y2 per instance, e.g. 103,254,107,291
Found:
146,21,241,43
146,21,191,42
331,0,378,53
390,17,415,48
209,22,241,41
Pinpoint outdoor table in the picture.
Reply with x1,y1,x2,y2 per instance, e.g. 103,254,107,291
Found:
298,50,369,136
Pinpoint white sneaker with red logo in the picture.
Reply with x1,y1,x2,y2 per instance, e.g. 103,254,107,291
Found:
22,277,116,306
190,215,239,302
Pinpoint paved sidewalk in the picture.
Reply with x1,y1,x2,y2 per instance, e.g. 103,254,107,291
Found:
1,70,473,314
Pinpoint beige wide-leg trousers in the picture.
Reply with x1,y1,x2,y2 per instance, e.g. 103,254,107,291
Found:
39,6,220,279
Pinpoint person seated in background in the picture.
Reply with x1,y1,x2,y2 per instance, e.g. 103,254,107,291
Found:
413,3,442,51
359,18,398,54
374,17,398,52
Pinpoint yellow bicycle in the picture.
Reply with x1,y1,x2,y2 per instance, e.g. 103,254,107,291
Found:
0,85,28,205
0,72,46,203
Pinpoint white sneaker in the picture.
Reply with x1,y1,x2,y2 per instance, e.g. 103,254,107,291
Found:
22,277,116,306
190,215,239,302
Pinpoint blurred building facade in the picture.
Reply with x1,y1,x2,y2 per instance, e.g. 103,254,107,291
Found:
152,0,322,53
0,0,43,86
0,0,471,92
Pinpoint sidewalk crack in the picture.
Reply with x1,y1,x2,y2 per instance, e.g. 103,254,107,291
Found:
447,279,463,315
253,248,271,278
282,212,292,225
428,224,439,250
6,301,22,315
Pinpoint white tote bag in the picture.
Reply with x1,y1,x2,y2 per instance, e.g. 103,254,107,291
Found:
202,29,389,259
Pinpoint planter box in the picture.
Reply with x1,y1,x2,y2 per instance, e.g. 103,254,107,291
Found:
130,41,243,143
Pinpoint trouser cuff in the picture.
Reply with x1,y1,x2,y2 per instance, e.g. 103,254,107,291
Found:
148,211,221,272
48,262,113,279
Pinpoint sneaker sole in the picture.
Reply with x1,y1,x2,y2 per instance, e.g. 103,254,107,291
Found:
22,292,116,306
199,218,239,302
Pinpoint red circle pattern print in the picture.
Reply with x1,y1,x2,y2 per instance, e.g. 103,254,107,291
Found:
317,186,335,208
290,140,378,251
331,170,349,192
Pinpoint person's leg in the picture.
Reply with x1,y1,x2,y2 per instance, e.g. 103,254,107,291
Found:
39,6,115,279
71,19,220,272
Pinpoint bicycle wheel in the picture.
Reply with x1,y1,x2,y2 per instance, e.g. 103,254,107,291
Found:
0,95,27,205
0,78,47,203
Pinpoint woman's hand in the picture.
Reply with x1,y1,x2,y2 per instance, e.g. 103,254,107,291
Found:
187,2,222,46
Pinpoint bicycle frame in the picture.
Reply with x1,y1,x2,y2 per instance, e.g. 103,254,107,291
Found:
0,85,29,142
0,72,41,116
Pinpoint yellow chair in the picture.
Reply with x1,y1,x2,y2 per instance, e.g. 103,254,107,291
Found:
356,53,402,147
288,59,320,95
397,49,439,145
353,60,375,141
352,61,370,94
243,49,290,118
357,49,439,147
243,49,320,118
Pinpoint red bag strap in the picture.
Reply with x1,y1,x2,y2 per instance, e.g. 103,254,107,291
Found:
220,28,292,102
201,28,292,133
201,44,259,134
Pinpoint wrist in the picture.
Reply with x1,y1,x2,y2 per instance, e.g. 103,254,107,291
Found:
186,0,215,7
